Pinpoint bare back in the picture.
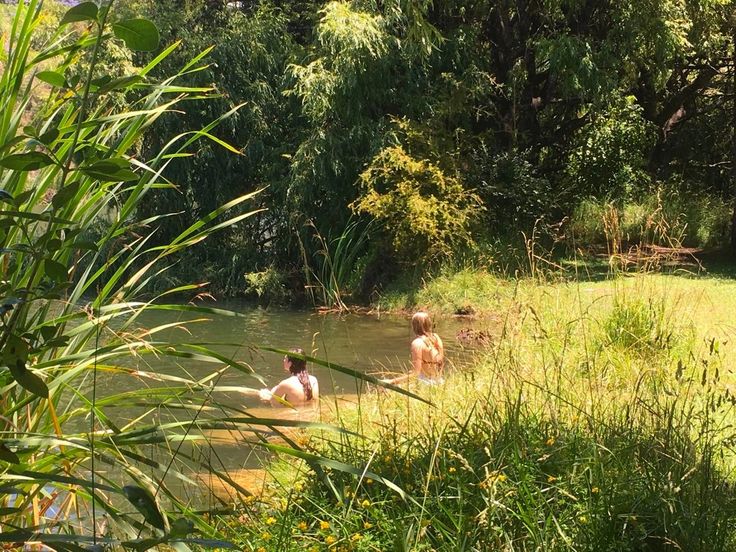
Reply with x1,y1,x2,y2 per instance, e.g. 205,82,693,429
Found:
411,333,444,380
270,375,319,407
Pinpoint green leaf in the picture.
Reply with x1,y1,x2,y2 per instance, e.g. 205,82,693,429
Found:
40,325,59,342
0,190,13,203
85,158,130,171
0,444,19,464
80,168,138,182
0,210,77,225
9,360,49,399
97,75,144,94
0,152,55,171
0,507,21,516
36,71,67,88
45,238,62,252
60,2,98,25
122,485,166,530
44,259,68,282
2,334,29,367
52,181,81,209
0,137,25,156
39,129,60,145
113,19,160,52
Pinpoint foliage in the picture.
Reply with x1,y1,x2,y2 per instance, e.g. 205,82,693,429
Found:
569,188,733,250
95,0,736,299
245,266,289,304
563,97,657,201
473,148,553,229
0,1,289,547
600,296,678,354
353,143,482,265
303,217,372,310
236,273,736,550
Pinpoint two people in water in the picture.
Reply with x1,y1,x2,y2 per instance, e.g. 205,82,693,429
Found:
259,311,444,407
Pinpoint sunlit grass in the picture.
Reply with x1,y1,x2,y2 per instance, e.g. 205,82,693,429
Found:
233,271,736,550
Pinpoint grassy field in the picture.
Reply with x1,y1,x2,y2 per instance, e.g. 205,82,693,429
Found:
222,267,736,551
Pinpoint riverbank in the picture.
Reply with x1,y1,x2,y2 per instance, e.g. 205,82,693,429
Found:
222,271,736,551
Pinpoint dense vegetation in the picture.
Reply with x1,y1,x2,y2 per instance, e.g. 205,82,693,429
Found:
98,0,736,302
234,271,736,551
3,1,736,551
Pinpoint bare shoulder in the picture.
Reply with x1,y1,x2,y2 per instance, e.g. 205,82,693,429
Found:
273,377,299,397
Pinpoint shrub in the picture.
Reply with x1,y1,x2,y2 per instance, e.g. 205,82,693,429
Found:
600,296,676,353
352,144,483,265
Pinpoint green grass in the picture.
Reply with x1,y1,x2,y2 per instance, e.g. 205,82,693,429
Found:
226,269,736,551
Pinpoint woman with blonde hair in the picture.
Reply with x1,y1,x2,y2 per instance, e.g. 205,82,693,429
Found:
383,311,445,385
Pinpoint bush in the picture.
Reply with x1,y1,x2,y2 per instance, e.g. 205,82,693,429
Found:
568,189,732,250
600,296,677,353
352,144,483,266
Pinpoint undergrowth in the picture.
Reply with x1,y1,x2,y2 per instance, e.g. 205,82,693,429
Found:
222,274,736,551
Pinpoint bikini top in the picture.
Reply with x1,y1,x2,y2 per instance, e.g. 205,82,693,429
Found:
421,335,444,368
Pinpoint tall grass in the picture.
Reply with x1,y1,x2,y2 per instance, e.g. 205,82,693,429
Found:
235,272,736,550
302,217,372,311
0,2,368,548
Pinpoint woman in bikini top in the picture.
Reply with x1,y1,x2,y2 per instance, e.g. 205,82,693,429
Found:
382,311,445,385
412,316,444,383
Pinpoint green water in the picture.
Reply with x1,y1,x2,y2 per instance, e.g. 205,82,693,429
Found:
100,302,477,403
90,304,481,500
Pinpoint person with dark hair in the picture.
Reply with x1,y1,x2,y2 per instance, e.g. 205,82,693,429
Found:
258,348,319,407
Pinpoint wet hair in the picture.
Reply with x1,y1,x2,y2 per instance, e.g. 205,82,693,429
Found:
411,311,433,337
286,348,313,401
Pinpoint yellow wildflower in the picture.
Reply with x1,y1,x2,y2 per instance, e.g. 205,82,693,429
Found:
366,478,373,485
265,516,277,525
297,521,308,531
547,475,557,483
361,499,371,508
591,486,600,494
325,535,336,545
363,521,373,529
257,548,266,552
320,520,330,530
294,482,304,492
578,515,589,524
351,533,362,542
545,437,555,447
448,467,457,473
261,531,272,541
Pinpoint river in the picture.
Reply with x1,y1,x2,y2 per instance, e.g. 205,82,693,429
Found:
90,303,482,501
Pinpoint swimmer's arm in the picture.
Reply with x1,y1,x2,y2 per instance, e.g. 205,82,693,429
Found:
268,381,291,407
382,341,423,385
